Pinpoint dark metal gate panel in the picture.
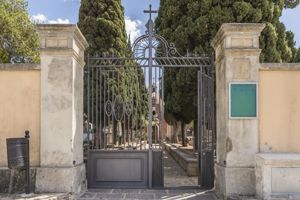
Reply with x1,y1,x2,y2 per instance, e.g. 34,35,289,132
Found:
198,69,216,189
152,150,164,188
88,150,149,188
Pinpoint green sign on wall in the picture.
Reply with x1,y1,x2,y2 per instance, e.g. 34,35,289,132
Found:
230,83,257,118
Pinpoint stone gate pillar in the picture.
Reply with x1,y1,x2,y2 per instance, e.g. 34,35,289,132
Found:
211,23,265,199
36,24,88,194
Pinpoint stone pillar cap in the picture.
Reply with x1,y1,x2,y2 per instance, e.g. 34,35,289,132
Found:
36,24,89,50
211,23,265,50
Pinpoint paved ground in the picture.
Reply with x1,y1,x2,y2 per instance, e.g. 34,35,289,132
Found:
0,193,70,200
163,150,198,187
78,188,216,200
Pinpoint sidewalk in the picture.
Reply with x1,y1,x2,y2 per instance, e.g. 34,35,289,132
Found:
78,188,216,200
0,193,71,200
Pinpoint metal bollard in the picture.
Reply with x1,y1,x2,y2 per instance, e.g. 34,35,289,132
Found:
24,130,30,194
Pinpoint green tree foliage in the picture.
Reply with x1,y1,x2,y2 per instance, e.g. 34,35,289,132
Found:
284,0,300,8
78,0,127,57
156,0,299,62
0,0,40,63
294,47,300,62
78,0,148,147
286,31,297,58
156,0,299,146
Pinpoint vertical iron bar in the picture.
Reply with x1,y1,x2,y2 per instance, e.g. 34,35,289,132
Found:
140,67,144,150
198,68,203,185
87,55,90,150
159,67,162,149
142,66,145,150
161,67,164,150
212,53,217,153
129,74,132,148
154,125,157,149
147,19,154,189
105,71,109,150
96,68,99,149
99,69,102,149
155,66,157,149
128,73,130,148
137,70,139,149
91,67,94,149
112,70,115,149
128,105,130,148
131,74,134,148
108,70,112,149
103,70,106,149
135,77,138,149
123,72,126,149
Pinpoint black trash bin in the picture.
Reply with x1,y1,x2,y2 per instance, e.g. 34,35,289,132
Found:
6,138,28,170
6,131,31,194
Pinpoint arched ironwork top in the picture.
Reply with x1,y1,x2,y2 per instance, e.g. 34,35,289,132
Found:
132,5,181,59
132,33,181,58
87,4,214,68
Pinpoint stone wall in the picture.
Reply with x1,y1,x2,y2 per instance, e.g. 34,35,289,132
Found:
256,64,300,200
211,23,264,199
0,64,41,167
0,169,36,193
256,153,300,199
35,24,88,194
0,24,88,195
212,23,300,200
0,64,41,193
259,64,300,153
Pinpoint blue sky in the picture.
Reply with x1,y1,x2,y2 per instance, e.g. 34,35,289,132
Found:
28,0,300,47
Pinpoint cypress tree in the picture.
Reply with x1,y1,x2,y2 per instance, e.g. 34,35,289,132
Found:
286,31,298,60
294,48,300,62
78,0,127,56
156,0,299,147
156,0,299,62
78,0,147,147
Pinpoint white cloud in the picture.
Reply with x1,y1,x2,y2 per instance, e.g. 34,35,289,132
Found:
125,16,142,44
31,13,47,24
31,14,70,24
48,18,70,24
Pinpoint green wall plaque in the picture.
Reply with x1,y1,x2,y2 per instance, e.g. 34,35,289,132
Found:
230,83,257,118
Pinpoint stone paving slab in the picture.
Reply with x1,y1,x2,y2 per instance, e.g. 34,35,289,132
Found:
0,191,263,200
0,193,71,200
77,189,216,200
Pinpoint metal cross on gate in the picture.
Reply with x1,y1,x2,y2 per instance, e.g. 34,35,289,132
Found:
144,4,157,20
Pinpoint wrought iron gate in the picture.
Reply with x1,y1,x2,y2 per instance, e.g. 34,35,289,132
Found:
84,5,216,189
198,67,216,189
